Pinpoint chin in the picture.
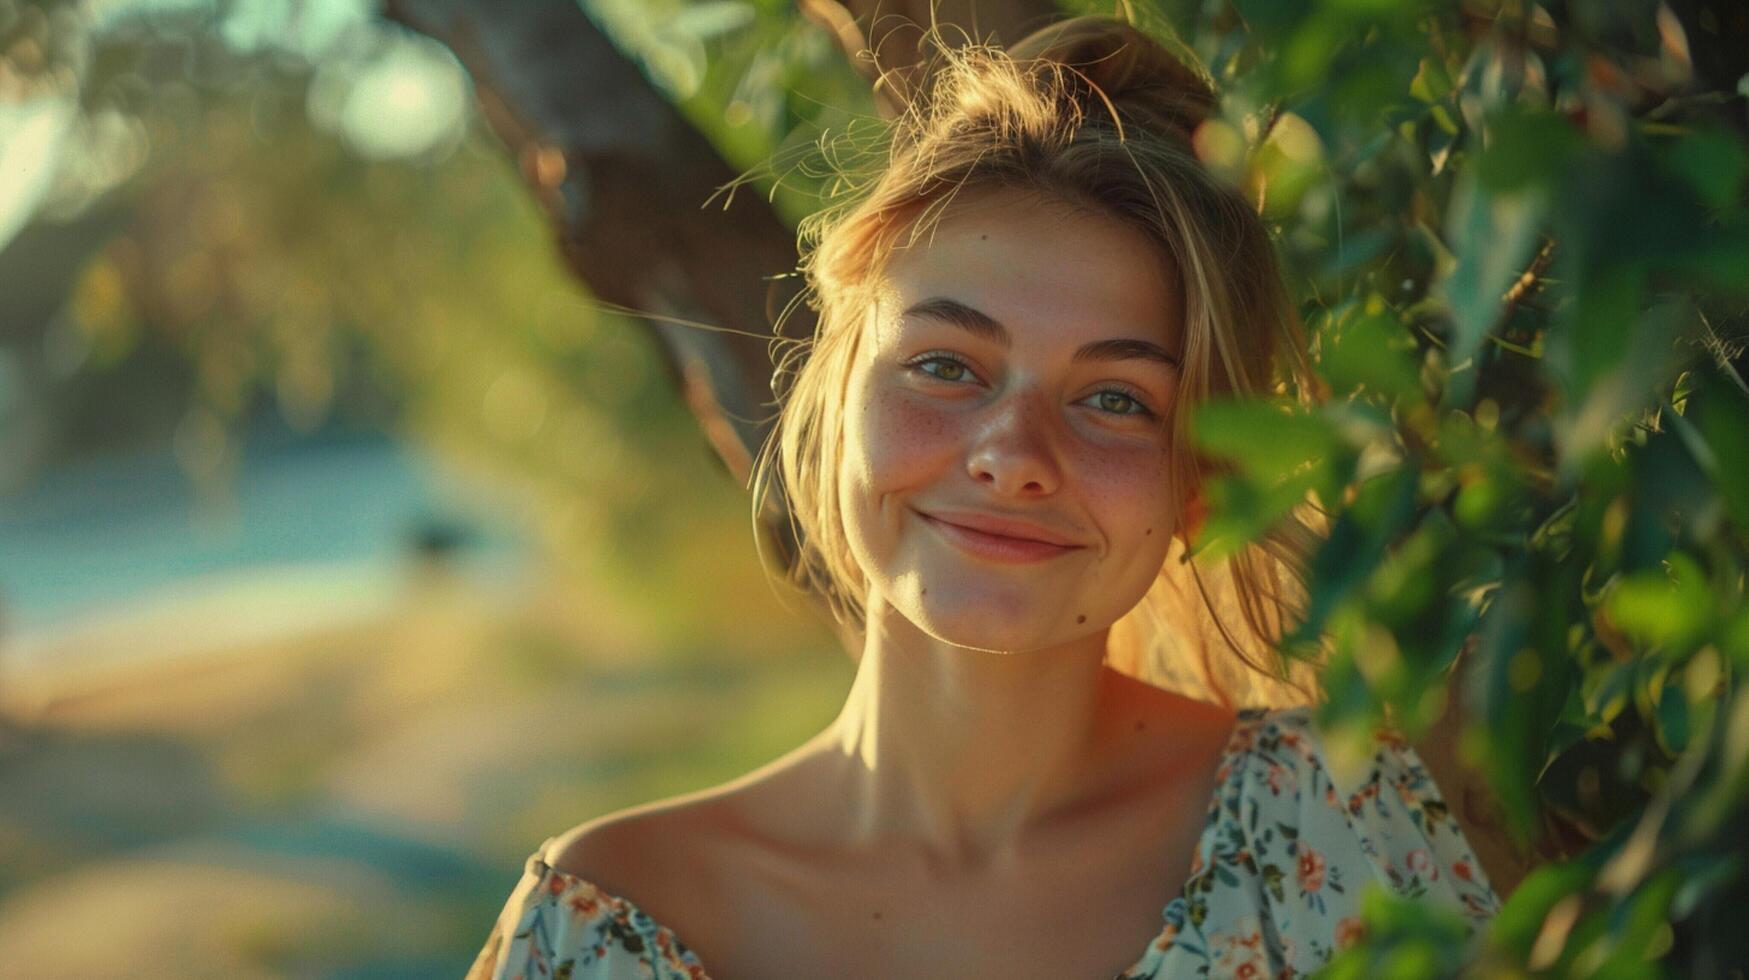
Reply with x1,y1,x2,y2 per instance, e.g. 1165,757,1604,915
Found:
899,583,1065,653
918,621,1041,655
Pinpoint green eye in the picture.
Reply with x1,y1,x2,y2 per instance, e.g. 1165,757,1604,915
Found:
906,354,1158,421
1099,391,1138,414
909,354,973,383
1082,387,1158,419
929,359,967,381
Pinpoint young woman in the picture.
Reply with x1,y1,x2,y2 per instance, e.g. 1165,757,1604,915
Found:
466,15,1503,979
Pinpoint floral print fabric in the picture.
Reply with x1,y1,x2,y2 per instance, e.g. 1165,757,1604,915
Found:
466,705,1502,979
1117,704,1501,978
465,849,708,980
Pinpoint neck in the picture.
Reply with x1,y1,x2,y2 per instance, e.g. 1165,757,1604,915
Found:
823,592,1126,873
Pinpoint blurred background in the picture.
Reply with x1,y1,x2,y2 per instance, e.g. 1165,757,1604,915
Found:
0,1,868,974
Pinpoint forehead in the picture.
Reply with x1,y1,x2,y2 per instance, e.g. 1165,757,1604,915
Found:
875,187,1182,348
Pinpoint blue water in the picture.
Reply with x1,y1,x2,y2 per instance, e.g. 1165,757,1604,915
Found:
0,418,527,633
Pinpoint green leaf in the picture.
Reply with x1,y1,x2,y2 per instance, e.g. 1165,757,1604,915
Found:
1724,606,1749,668
1409,55,1454,104
1662,125,1748,211
1592,868,1680,974
668,1,757,41
1434,173,1547,375
1689,371,1749,532
1582,661,1634,724
1489,860,1595,956
1476,108,1585,193
1604,550,1714,652
1428,102,1460,136
1655,681,1689,755
1318,309,1423,404
1549,263,1647,421
1280,15,1345,90
1250,111,1328,220
1231,0,1311,39
1192,467,1326,562
1473,558,1582,842
1190,399,1343,484
1320,883,1475,979
1451,471,1504,531
1671,852,1743,918
1282,465,1420,650
1684,223,1749,300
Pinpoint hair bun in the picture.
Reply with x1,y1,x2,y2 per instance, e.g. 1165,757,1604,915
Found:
1006,16,1216,143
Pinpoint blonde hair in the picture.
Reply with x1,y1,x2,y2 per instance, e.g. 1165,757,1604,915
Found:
749,13,1329,709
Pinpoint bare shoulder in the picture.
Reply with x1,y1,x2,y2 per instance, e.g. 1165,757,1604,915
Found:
544,805,664,884
541,739,835,910
542,793,730,904
535,744,840,971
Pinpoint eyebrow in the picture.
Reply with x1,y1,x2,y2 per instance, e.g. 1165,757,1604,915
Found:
901,296,1181,369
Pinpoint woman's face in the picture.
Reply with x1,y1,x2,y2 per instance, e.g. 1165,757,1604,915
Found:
839,185,1188,652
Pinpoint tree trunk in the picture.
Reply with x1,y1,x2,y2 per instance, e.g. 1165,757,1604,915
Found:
384,0,810,560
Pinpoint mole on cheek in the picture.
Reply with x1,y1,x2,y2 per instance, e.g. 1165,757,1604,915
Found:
1076,614,1087,624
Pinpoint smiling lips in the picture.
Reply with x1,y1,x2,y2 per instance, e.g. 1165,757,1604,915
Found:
915,509,1085,563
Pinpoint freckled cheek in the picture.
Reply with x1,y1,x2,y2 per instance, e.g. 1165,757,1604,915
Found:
851,386,963,488
1067,441,1176,537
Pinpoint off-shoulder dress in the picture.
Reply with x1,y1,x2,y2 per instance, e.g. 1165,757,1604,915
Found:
466,704,1502,979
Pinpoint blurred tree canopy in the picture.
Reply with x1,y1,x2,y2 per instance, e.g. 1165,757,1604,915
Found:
5,0,1749,975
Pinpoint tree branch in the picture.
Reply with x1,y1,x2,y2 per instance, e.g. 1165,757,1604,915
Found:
384,0,808,490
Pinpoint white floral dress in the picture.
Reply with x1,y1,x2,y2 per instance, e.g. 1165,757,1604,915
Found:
466,705,1502,979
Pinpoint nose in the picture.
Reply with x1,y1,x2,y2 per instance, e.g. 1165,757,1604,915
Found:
965,385,1063,497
